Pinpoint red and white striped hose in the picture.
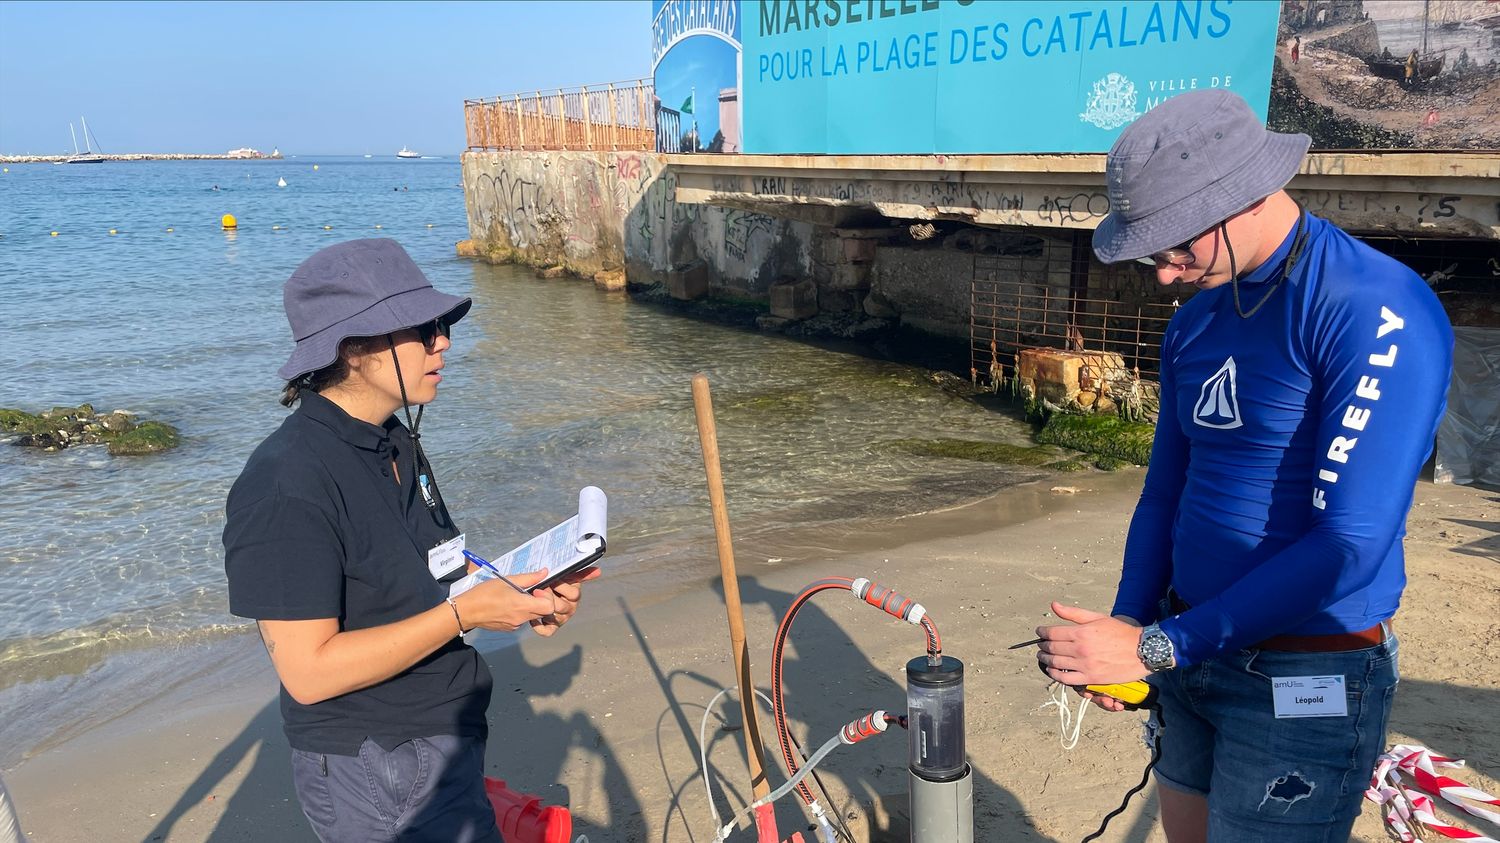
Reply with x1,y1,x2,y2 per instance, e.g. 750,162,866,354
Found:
771,576,938,807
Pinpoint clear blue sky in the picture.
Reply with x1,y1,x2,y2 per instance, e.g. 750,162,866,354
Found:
0,0,651,155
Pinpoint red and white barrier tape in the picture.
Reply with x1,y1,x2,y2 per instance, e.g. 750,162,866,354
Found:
1365,744,1500,842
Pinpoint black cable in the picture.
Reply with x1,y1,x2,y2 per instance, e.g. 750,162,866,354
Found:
1080,706,1164,843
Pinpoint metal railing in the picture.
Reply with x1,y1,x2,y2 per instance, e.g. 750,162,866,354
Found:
970,242,1184,416
655,106,684,153
465,79,656,151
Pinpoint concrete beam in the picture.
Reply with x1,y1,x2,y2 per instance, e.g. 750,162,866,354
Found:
669,152,1500,240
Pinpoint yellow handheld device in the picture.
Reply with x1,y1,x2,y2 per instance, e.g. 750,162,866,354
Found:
1013,638,1160,710
1081,681,1157,710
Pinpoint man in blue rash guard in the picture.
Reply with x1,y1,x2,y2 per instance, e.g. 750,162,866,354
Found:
1035,89,1453,842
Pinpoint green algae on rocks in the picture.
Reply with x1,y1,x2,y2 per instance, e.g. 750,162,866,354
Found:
106,420,181,455
1,405,181,456
1035,413,1153,467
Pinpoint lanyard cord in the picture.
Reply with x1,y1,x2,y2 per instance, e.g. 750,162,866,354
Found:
386,339,450,526
1229,205,1310,320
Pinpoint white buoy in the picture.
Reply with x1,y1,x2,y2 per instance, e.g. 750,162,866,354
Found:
277,177,287,188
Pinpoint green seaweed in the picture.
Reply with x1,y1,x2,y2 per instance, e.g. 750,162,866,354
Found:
1046,458,1091,472
106,420,180,456
886,437,1061,466
1035,413,1153,467
0,409,51,436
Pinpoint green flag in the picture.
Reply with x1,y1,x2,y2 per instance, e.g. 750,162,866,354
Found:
679,94,694,115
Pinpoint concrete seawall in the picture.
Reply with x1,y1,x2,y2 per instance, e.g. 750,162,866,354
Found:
460,148,1499,354
460,150,817,305
457,150,1105,343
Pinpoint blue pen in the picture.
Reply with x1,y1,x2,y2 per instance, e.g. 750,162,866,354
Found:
462,550,525,593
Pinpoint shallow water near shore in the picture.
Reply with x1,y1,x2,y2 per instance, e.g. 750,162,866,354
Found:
0,158,1052,765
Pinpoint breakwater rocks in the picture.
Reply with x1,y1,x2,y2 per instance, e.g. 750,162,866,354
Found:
0,154,254,164
0,404,180,456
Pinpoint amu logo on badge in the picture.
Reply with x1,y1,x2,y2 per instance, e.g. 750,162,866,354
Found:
1194,357,1243,429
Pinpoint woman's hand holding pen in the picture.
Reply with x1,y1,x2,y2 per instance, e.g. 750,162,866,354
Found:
457,570,558,632
530,567,602,637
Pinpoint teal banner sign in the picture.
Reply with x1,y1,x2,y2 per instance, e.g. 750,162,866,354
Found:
742,0,1281,153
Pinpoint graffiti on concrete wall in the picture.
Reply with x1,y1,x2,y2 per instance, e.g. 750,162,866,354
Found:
722,209,773,262
462,150,814,288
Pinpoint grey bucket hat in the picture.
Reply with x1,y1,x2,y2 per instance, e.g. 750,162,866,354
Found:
1092,89,1310,264
278,239,471,380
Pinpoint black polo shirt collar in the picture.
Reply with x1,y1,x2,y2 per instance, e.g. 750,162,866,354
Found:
297,390,399,454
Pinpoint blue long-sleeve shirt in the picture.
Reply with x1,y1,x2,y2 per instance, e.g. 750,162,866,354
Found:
1113,214,1454,668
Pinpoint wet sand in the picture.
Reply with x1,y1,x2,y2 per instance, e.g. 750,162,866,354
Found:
5,471,1496,842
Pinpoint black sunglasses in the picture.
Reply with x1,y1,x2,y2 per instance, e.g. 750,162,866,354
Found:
414,318,451,349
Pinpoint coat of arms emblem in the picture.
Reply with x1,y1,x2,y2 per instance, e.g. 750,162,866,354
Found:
1080,73,1141,130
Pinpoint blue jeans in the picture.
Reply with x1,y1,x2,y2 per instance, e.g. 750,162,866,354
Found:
1149,633,1398,843
291,735,502,843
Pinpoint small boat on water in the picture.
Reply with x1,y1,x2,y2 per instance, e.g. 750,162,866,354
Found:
277,177,288,187
397,146,421,159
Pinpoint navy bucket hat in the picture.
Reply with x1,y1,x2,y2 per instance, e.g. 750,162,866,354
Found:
278,239,471,380
1092,89,1310,264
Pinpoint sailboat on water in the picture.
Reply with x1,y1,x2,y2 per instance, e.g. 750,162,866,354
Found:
1366,0,1446,82
66,117,106,164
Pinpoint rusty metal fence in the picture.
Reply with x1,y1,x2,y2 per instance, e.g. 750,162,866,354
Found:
464,79,656,151
970,237,1184,414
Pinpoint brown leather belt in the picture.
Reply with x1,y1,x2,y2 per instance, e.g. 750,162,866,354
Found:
1167,591,1390,653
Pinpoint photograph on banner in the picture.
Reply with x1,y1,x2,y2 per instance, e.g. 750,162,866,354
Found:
742,0,1282,154
1269,0,1500,150
736,0,1500,155
653,0,744,153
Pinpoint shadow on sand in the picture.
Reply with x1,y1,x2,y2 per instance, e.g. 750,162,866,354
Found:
629,577,1060,843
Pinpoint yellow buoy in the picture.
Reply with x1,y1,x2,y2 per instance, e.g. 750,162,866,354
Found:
313,164,319,171
323,225,332,230
166,227,174,233
374,224,383,229
50,231,59,237
2,167,8,173
426,224,434,228
221,213,238,230
109,229,118,235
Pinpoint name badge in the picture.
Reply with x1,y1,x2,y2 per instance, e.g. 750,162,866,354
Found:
1271,675,1348,719
428,534,466,579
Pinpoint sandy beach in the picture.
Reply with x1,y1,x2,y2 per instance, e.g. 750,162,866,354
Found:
5,470,1496,843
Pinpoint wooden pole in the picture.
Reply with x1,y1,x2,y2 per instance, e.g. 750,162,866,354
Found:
691,374,774,806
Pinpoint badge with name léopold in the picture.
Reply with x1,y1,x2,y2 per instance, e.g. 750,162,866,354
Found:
1271,675,1348,719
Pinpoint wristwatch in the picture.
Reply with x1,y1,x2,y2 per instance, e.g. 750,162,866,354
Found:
1137,623,1177,673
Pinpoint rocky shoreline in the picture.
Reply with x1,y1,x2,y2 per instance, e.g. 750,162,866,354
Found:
0,404,180,455
0,153,274,164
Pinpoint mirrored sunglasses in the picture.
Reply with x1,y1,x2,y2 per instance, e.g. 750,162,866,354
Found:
1137,230,1208,267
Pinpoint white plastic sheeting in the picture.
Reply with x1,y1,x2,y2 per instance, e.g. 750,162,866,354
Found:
1435,326,1500,487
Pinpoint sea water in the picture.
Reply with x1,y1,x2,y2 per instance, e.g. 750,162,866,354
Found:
0,157,1047,763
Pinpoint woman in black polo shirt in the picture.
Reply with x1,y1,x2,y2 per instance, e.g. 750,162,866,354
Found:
224,239,594,843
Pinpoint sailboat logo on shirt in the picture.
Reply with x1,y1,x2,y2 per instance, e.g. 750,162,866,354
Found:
1193,357,1244,429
